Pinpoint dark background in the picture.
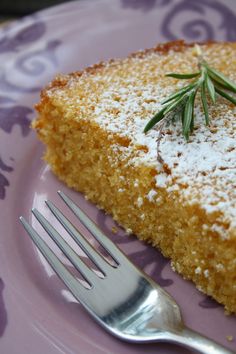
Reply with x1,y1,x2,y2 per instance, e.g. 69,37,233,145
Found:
0,0,72,21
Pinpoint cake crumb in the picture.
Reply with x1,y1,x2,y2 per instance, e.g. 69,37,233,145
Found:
126,228,133,234
137,197,143,207
195,266,202,274
226,335,234,342
111,226,118,234
147,189,157,202
216,263,224,271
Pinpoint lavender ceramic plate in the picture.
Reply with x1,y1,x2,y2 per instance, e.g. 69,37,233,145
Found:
0,0,236,353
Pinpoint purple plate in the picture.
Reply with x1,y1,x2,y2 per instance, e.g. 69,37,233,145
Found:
0,0,236,353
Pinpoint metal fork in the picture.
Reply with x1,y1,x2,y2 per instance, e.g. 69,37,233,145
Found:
20,191,233,354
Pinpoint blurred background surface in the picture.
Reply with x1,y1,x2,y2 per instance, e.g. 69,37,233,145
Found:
0,0,73,22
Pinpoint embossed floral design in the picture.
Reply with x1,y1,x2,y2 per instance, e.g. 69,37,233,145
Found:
15,40,60,77
127,246,173,287
0,22,46,54
0,104,32,136
0,278,7,337
0,96,15,105
161,0,236,41
0,72,41,94
0,157,13,200
0,39,60,94
199,295,220,309
0,172,10,200
0,20,61,199
0,94,32,199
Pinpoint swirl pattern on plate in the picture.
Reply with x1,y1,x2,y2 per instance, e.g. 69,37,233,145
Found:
0,279,7,337
161,0,236,41
0,20,60,199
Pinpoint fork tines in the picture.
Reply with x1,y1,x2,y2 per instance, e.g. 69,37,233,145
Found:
19,191,129,294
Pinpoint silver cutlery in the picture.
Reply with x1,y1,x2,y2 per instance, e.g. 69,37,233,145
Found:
20,191,234,354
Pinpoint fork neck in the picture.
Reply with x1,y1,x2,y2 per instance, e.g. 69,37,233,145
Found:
167,327,234,354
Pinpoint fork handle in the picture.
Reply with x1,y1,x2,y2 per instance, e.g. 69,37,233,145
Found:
168,326,234,354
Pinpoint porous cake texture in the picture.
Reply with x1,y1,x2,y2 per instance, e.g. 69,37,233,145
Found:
33,41,236,313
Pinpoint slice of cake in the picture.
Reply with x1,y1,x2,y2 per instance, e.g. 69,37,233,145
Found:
33,40,236,314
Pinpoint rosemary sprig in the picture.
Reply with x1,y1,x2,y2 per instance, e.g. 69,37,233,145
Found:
144,45,236,141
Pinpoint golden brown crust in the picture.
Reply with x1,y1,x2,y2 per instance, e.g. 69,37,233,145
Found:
37,40,224,108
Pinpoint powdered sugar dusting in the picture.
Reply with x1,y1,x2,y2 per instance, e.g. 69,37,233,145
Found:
49,43,236,238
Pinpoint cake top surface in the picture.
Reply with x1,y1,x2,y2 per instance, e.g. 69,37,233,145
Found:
43,41,236,235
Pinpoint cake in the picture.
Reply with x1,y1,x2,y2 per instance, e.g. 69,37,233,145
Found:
33,40,236,314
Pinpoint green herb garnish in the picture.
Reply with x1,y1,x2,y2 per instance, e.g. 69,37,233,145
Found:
144,45,236,141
